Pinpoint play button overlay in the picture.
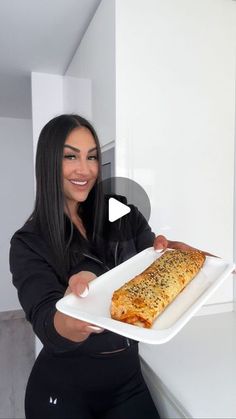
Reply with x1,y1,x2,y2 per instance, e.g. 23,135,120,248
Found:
109,197,131,222
100,176,151,239
97,176,151,242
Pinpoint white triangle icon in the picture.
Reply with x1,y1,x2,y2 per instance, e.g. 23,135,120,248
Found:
108,197,131,222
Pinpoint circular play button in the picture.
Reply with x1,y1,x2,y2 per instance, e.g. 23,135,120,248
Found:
108,197,131,222
100,176,151,226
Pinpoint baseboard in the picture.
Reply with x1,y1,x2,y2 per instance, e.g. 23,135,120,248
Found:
0,309,25,321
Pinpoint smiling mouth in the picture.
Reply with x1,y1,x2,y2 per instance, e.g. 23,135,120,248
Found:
70,180,88,186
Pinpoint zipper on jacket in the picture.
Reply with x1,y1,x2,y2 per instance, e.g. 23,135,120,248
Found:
83,252,110,271
126,338,131,347
114,242,119,266
84,218,122,270
114,218,122,266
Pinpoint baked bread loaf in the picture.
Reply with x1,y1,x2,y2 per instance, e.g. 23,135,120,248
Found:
111,249,205,328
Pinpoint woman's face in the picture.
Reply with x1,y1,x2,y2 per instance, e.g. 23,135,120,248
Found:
63,127,99,211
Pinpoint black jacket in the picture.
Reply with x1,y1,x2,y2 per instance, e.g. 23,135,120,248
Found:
9,199,155,354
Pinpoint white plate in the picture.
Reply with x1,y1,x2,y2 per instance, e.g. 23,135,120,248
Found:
56,248,234,344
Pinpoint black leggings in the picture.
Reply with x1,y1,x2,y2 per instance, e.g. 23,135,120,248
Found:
25,344,160,419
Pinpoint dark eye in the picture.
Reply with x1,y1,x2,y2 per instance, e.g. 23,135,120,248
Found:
64,154,76,160
88,155,98,160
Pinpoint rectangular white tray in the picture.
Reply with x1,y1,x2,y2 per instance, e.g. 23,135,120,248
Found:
56,248,234,344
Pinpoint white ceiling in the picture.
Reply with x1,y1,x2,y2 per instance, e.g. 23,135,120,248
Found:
0,0,101,119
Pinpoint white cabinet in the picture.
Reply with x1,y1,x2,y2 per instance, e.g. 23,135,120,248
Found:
141,359,190,418
139,311,236,419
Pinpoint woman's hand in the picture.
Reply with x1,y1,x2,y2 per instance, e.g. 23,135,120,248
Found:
153,235,197,252
153,235,217,257
65,270,97,297
54,271,104,343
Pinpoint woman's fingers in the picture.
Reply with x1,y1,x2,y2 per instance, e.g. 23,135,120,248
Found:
153,235,169,252
167,240,196,252
84,325,104,334
71,319,104,336
57,271,104,341
70,279,89,297
75,282,89,298
54,311,104,342
68,271,97,297
153,236,218,258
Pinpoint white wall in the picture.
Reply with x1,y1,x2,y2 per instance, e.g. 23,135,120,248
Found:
63,76,92,118
0,117,34,311
115,0,236,304
31,72,92,157
31,72,64,166
66,0,116,146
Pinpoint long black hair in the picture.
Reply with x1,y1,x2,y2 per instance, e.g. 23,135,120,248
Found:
28,114,105,276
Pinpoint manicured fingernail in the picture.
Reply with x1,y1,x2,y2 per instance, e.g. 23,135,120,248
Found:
87,326,103,332
79,287,89,298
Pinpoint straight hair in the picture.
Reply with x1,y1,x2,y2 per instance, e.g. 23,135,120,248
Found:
28,114,105,278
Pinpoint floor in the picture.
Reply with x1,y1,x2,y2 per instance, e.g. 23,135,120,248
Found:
0,310,35,419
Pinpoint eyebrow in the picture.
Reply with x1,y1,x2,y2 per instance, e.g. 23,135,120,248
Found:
64,145,97,153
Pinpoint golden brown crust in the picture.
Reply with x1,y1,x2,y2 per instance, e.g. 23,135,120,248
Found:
110,249,205,328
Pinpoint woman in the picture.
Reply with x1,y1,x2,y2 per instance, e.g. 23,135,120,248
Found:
10,114,195,419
